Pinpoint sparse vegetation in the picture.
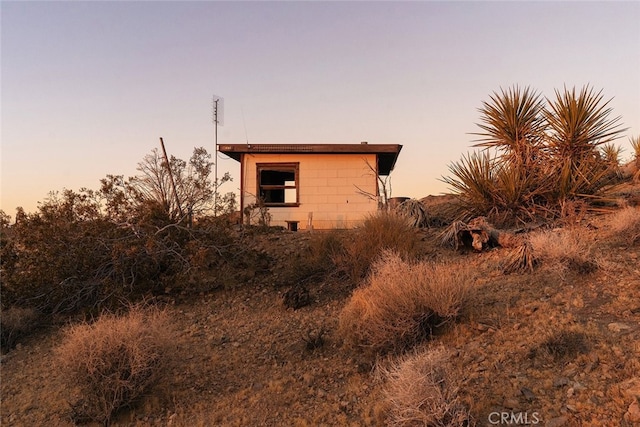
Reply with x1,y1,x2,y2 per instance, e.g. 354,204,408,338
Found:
2,87,639,426
55,307,173,425
339,251,471,354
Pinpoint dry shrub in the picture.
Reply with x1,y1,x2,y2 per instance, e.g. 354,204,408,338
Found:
56,306,173,425
608,206,640,245
534,330,591,361
501,241,538,274
528,228,598,276
379,347,472,427
339,252,471,354
0,306,41,351
335,211,422,283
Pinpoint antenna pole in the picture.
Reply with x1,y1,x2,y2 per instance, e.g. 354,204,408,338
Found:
212,95,223,217
214,97,218,216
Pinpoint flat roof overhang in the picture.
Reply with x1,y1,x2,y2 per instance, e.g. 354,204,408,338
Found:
218,143,402,175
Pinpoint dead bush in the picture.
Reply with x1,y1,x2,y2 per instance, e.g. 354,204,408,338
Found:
379,347,472,427
608,206,640,245
56,306,173,425
0,306,41,351
528,228,598,276
529,330,591,361
334,211,422,283
338,252,471,354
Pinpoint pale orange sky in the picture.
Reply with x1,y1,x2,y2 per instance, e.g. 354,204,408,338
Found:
2,1,639,216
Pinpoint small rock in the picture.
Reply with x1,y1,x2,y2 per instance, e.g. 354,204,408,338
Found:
554,377,570,387
572,381,586,391
620,377,640,399
503,398,519,409
608,322,632,332
521,387,536,401
546,415,569,427
567,387,574,398
624,398,640,423
302,373,314,386
317,389,326,398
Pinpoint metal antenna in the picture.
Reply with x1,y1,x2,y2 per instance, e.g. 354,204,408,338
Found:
212,95,224,215
241,106,249,145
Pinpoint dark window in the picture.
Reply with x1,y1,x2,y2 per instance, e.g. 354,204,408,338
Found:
257,163,299,206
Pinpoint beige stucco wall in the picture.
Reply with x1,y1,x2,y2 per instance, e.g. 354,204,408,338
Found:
242,153,379,229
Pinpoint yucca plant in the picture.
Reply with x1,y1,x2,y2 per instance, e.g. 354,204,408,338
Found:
544,86,627,201
445,86,551,223
601,143,623,181
472,85,547,167
630,135,640,169
442,151,497,219
445,85,629,224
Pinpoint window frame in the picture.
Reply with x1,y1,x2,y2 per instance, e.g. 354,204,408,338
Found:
256,162,300,207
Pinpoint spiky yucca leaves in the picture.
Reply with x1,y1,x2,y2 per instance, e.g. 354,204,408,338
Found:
630,136,640,168
444,85,628,224
445,86,552,224
545,85,627,198
545,86,626,158
443,144,549,223
473,85,547,166
442,151,496,220
601,143,624,181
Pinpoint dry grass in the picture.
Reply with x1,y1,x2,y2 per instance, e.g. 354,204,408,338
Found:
501,241,538,274
378,347,472,427
55,306,173,425
528,228,599,276
332,210,422,283
0,306,41,351
338,251,472,354
607,206,640,245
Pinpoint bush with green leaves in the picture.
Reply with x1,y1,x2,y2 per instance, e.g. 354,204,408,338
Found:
0,147,243,316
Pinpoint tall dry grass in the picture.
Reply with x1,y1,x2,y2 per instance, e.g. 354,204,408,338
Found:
607,206,640,245
378,347,472,427
330,210,422,283
338,251,472,354
56,306,173,425
528,228,598,276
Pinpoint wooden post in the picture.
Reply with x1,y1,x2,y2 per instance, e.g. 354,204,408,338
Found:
159,137,184,220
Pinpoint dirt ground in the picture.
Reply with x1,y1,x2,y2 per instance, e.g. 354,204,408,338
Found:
1,206,640,426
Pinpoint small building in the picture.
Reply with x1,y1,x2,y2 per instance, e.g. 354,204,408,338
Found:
219,142,402,230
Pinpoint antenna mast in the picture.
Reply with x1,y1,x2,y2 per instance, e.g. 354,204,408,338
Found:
212,95,224,215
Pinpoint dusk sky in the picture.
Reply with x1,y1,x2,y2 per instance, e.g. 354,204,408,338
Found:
2,1,639,215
